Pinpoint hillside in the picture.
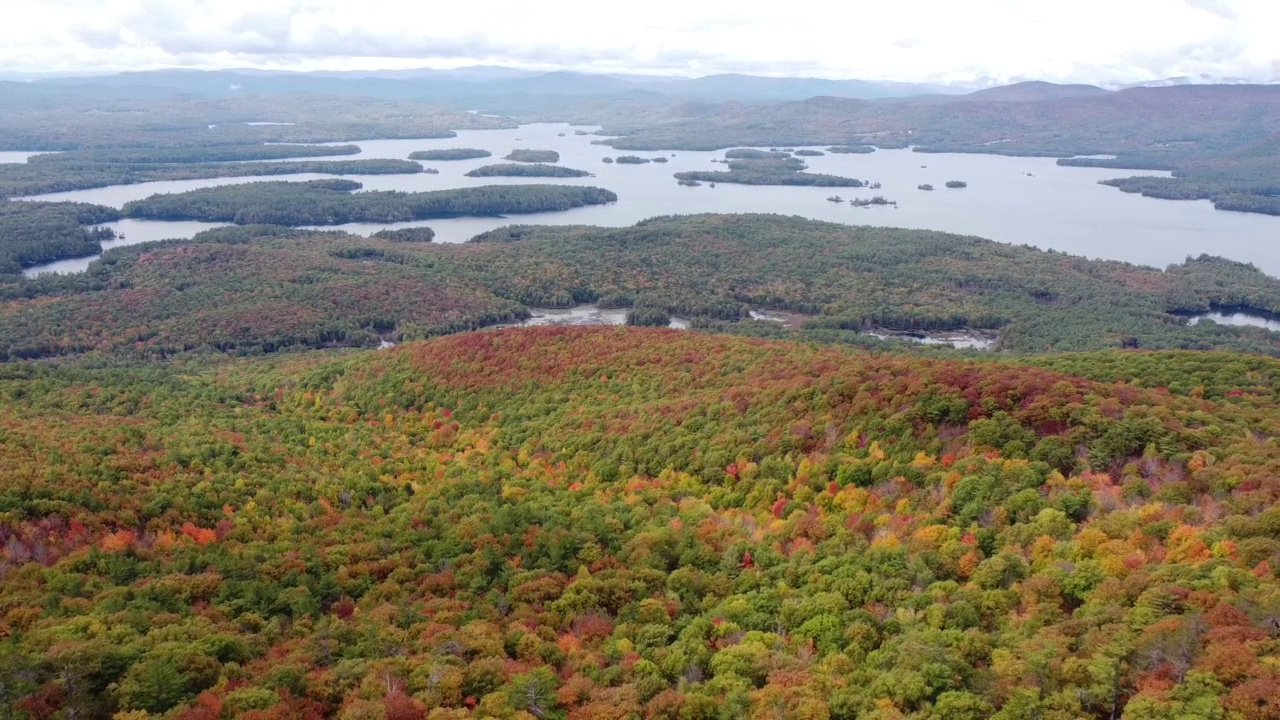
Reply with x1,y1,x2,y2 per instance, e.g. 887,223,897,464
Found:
1,327,1278,718
962,81,1111,102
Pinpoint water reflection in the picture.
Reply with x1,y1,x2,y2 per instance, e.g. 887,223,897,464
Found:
491,305,689,330
863,330,998,350
1188,311,1280,332
22,219,229,276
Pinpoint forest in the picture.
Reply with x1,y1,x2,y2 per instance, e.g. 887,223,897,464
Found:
1,326,1279,719
0,159,425,198
465,165,593,178
2,214,1279,361
119,182,619,225
504,150,561,163
674,152,864,187
0,89,510,150
408,149,494,161
0,200,121,274
25,145,362,164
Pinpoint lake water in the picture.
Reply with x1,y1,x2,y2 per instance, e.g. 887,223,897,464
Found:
485,305,992,346
17,123,1280,277
1188,311,1280,332
490,305,690,330
0,151,53,164
23,220,228,276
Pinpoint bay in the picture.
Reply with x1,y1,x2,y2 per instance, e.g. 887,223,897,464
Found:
17,123,1280,277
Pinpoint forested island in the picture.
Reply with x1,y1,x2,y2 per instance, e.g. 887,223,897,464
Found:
0,200,121,274
407,148,493,161
504,149,560,163
464,163,592,178
26,144,363,164
119,180,618,225
372,226,436,242
724,149,791,159
851,195,897,207
672,151,866,187
674,169,864,187
1094,174,1280,216
0,158,424,197
614,155,651,164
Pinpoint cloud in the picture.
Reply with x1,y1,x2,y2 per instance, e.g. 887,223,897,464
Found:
2,0,1277,84
1184,0,1238,19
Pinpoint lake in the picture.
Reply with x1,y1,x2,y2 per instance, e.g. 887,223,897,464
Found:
0,151,53,164
18,123,1280,277
1188,310,1280,332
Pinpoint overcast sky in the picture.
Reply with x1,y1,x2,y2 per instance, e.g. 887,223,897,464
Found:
2,0,1277,84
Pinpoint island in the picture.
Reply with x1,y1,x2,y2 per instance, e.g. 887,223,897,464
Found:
120,180,618,225
918,183,935,191
614,156,651,164
0,158,426,197
371,227,436,242
0,199,121,275
407,148,492,161
946,180,969,188
465,164,592,178
724,149,791,159
852,195,898,207
674,153,864,187
504,149,560,163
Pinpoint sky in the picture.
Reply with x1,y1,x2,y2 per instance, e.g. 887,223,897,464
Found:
1,0,1277,85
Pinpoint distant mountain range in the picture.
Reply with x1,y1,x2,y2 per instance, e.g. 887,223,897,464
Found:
961,81,1111,102
9,67,981,104
5,66,1277,112
1120,74,1273,89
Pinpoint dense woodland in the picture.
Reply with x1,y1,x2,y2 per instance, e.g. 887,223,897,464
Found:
372,227,437,243
674,152,865,188
504,150,561,163
1,215,1278,361
119,182,618,225
465,165,592,178
25,145,362,164
0,201,121,274
408,150,494,161
1,327,1280,719
0,90,509,150
0,159,424,198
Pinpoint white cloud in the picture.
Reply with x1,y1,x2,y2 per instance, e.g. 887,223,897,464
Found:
0,0,1276,83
